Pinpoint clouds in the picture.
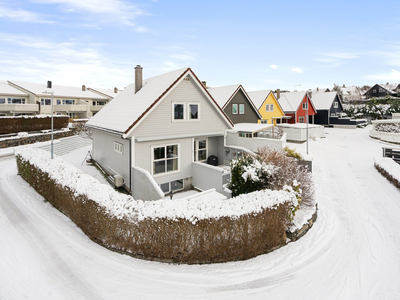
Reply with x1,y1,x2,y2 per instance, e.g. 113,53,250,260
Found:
291,67,303,74
0,4,52,23
269,64,278,70
365,69,400,82
0,0,147,28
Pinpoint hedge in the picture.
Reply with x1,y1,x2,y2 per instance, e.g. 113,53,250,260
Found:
0,115,69,134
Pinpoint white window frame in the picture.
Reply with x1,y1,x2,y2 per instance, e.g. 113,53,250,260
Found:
172,103,185,121
302,103,308,110
299,116,305,123
232,104,238,114
151,143,180,176
9,98,26,104
265,104,270,112
373,89,376,93
270,104,274,111
114,142,123,154
333,102,338,108
239,104,245,114
0,98,6,104
188,103,200,121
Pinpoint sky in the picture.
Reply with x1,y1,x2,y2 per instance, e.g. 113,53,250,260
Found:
1,0,400,92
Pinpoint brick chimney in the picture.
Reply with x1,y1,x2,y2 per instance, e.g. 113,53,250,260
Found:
276,89,281,99
135,65,143,94
82,85,86,91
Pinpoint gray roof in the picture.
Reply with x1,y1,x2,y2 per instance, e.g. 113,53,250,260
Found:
0,80,28,96
246,90,272,110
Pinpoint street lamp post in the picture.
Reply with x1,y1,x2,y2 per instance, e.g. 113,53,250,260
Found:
43,81,54,159
294,84,301,92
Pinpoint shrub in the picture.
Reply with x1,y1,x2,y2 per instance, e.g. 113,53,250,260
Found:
284,146,302,160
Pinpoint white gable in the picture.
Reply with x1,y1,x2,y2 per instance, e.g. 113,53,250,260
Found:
311,92,338,110
207,84,240,108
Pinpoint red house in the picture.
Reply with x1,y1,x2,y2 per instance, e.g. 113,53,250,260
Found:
277,91,317,124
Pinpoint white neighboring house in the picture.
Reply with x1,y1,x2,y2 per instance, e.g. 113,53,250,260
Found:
86,66,235,200
0,80,31,116
1,80,118,118
340,85,362,102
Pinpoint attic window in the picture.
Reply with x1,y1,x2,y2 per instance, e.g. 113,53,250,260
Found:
333,102,338,108
302,103,308,110
174,104,184,120
184,77,190,81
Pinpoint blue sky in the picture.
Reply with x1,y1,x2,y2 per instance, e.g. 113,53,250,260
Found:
1,0,400,92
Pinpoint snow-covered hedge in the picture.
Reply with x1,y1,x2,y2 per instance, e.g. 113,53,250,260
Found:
375,123,400,133
374,157,400,188
15,147,297,263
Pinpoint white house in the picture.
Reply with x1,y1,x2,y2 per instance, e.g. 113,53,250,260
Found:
86,66,234,200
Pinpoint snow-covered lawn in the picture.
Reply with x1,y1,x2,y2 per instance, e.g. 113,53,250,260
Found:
1,126,400,299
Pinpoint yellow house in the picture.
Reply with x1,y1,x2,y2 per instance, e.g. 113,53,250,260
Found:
247,90,285,126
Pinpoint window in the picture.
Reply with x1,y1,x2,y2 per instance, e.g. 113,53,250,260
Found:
56,100,61,105
197,139,207,161
260,120,268,124
331,113,336,117
270,104,274,111
189,104,199,120
239,104,245,114
153,144,179,175
302,103,308,110
160,179,184,194
379,87,383,92
299,116,305,123
333,102,338,108
265,105,270,112
96,101,107,106
239,132,252,138
114,142,123,154
373,89,376,93
62,99,75,105
232,104,238,114
8,98,25,104
0,98,5,104
174,104,184,120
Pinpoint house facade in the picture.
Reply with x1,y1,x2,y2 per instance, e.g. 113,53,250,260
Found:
340,85,362,102
87,66,234,201
364,83,400,99
0,80,118,118
312,92,344,125
207,84,261,124
277,91,317,124
247,89,285,125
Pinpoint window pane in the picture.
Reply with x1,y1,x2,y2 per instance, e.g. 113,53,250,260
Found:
154,147,165,160
167,145,178,158
174,104,184,119
270,104,274,111
171,179,183,191
198,150,206,161
198,139,206,150
189,104,198,119
239,104,244,114
167,158,178,172
0,98,5,104
154,160,165,174
160,183,169,193
232,104,238,114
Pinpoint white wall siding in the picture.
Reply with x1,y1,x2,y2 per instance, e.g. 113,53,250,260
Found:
131,75,230,139
225,132,286,151
131,166,164,201
134,137,193,185
192,162,226,194
91,129,131,188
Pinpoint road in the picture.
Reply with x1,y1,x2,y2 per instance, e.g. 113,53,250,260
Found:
0,127,400,299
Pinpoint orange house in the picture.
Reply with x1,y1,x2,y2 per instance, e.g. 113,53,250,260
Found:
277,91,317,124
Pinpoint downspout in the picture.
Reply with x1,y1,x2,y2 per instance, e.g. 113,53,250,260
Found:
128,137,132,192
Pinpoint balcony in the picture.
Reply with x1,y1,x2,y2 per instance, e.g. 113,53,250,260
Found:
0,104,39,113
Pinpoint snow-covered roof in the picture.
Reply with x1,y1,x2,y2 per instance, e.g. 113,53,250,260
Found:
311,91,338,110
307,88,330,93
8,80,109,100
229,123,273,133
277,123,322,129
88,87,120,98
207,84,241,108
0,80,28,96
341,86,360,95
207,84,261,118
379,83,399,91
87,68,232,135
277,91,307,113
247,90,272,110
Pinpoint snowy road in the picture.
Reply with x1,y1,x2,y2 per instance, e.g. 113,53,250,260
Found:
1,127,400,299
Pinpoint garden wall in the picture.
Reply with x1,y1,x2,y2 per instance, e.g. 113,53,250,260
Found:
370,119,400,144
16,148,294,264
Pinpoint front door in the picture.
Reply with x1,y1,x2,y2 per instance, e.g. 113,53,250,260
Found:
194,138,207,162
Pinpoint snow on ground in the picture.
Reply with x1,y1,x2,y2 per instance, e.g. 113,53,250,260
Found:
1,126,400,299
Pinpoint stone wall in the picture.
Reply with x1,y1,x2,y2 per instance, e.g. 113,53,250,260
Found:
286,205,318,242
0,130,75,149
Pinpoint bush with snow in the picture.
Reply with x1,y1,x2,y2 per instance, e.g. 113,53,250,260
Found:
375,123,400,133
